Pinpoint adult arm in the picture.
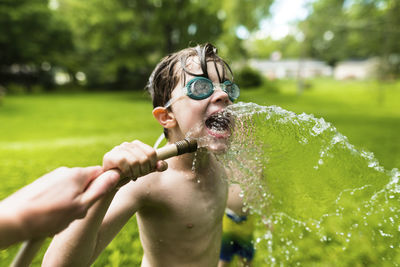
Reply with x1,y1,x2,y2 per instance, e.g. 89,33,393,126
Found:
0,166,120,249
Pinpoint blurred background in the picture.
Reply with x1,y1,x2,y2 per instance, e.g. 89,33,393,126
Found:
1,0,399,168
1,0,400,265
1,0,399,92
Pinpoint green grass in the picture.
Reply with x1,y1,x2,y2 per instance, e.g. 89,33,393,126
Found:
0,91,157,266
0,78,399,266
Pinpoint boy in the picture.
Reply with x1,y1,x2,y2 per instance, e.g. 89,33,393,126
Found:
43,43,240,267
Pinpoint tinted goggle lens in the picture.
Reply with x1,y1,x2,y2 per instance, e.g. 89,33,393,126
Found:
188,77,240,102
222,80,240,101
189,79,214,99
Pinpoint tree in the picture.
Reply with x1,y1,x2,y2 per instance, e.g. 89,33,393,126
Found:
56,0,274,90
0,0,73,91
299,0,400,77
1,0,275,91
214,0,274,59
247,35,302,59
298,0,348,66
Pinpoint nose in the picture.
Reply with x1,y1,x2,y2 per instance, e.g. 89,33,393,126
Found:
211,84,231,105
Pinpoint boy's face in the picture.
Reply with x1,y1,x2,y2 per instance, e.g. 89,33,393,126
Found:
168,56,234,152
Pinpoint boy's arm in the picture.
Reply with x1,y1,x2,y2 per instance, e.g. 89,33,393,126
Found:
90,181,146,260
42,188,118,267
42,140,166,267
42,180,143,267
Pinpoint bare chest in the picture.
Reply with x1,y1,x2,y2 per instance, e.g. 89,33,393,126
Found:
135,168,228,265
137,171,228,241
171,178,228,230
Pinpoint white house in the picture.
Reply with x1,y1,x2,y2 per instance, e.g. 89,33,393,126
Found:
248,59,333,80
249,58,381,80
333,58,379,80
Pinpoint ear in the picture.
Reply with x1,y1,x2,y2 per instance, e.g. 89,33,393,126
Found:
153,107,176,128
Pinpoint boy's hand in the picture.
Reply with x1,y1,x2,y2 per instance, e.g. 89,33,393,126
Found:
103,140,167,181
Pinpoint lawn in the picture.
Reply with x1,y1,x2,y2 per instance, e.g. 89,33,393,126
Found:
0,91,158,266
0,78,399,266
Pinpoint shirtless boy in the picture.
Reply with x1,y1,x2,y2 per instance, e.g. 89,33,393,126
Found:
43,43,240,267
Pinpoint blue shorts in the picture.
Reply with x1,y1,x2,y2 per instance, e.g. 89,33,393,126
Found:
220,233,255,262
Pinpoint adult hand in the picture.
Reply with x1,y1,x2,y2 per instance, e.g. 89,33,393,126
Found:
0,166,120,248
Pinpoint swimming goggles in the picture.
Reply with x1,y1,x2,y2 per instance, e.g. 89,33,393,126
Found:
164,77,240,108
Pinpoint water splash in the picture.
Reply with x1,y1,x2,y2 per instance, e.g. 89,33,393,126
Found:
217,102,400,265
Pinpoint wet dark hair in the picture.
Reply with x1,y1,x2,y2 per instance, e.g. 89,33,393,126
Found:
145,43,234,139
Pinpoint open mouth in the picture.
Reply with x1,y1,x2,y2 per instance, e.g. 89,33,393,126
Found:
205,112,232,138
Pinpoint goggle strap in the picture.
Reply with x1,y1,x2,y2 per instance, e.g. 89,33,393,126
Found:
164,87,188,108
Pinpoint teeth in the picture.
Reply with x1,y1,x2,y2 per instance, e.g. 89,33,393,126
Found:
205,113,230,132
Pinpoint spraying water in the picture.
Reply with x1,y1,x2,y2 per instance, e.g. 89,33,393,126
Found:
212,102,400,265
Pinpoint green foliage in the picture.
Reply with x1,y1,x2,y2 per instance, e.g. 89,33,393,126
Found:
0,0,73,65
0,0,73,90
56,0,274,89
4,83,26,95
235,66,263,88
235,66,280,93
248,35,302,59
299,0,400,76
0,0,274,91
246,0,400,79
214,0,273,59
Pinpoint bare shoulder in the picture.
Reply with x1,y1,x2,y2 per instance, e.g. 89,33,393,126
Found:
111,171,164,211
